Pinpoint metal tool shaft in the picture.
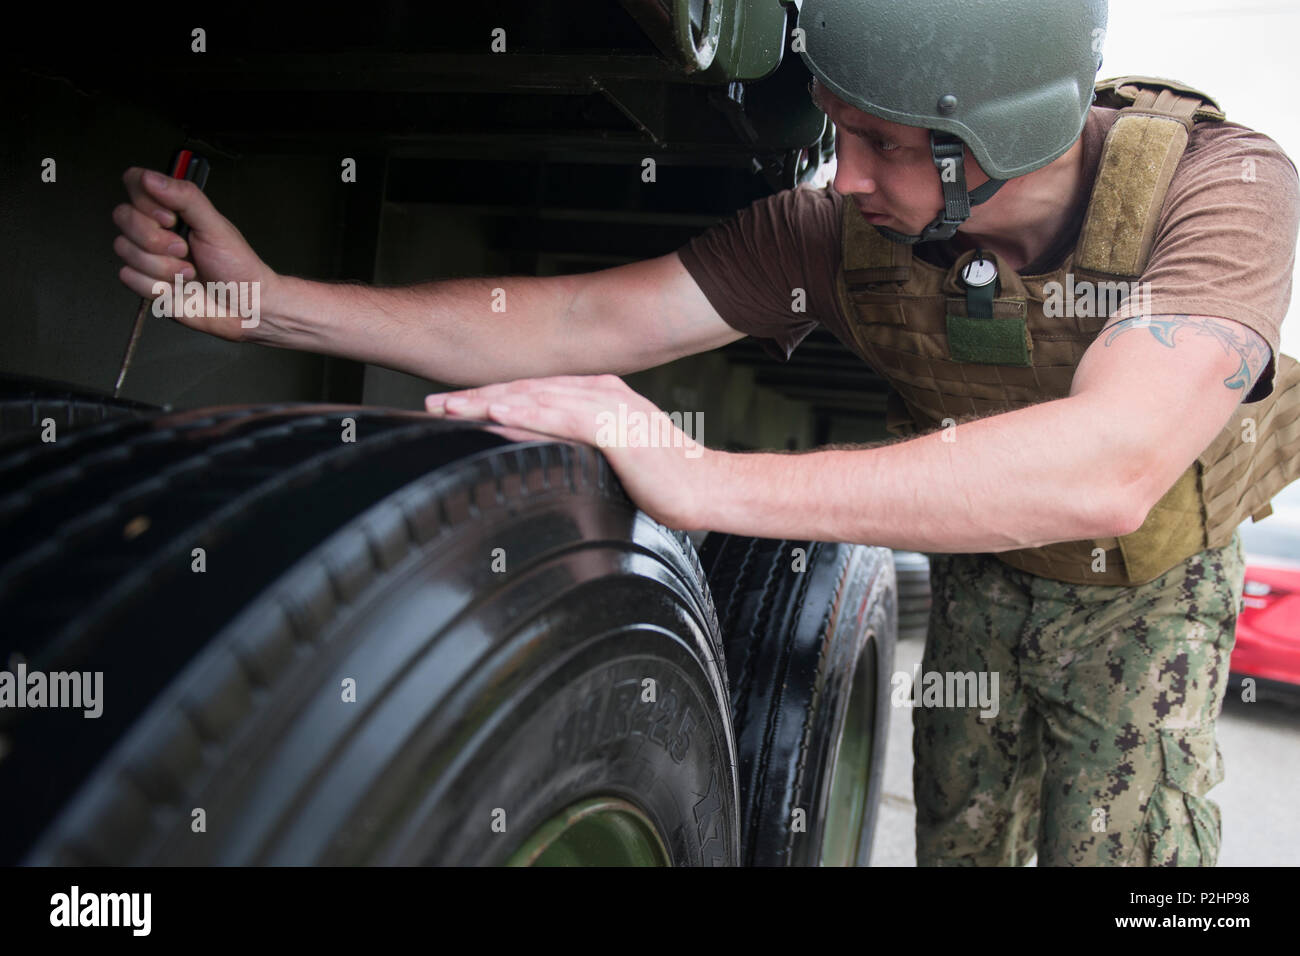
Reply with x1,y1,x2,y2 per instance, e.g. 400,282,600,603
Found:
113,298,151,398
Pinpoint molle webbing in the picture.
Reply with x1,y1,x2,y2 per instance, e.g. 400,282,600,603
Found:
1200,353,1300,546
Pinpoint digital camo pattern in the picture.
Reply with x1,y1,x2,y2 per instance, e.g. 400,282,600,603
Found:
912,532,1245,866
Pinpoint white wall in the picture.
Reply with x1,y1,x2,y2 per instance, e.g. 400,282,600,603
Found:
1101,0,1300,357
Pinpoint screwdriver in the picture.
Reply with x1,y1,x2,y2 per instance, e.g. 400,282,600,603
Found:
113,150,211,398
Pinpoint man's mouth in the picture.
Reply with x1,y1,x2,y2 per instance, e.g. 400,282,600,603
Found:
857,204,890,223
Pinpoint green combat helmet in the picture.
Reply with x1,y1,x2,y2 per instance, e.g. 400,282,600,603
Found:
797,0,1108,244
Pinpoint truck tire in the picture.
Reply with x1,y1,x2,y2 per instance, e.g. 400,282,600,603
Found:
0,405,739,866
700,534,896,866
0,374,160,444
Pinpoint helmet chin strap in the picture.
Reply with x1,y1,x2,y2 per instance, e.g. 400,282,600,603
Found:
873,132,1006,245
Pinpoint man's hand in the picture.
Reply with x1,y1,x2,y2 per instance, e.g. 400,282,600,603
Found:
426,374,714,529
113,167,280,342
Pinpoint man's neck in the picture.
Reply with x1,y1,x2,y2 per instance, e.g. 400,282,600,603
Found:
949,136,1087,273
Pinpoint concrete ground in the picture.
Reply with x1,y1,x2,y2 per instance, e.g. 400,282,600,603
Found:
868,631,1300,866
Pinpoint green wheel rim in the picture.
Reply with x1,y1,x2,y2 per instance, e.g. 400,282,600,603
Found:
506,796,672,867
821,634,877,866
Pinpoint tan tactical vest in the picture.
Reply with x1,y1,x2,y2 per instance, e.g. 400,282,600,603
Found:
834,76,1300,586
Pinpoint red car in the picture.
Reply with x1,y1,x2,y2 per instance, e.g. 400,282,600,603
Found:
1230,483,1300,706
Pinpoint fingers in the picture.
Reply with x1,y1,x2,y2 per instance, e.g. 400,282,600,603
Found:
428,392,580,441
121,168,180,227
115,171,202,290
426,381,518,413
113,234,194,287
132,167,226,236
426,386,538,417
112,201,184,256
425,375,621,411
118,263,174,300
426,386,589,418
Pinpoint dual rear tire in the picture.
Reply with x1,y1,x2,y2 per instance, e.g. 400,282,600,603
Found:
701,535,896,866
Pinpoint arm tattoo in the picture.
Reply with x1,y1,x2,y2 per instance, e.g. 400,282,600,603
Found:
1102,314,1272,392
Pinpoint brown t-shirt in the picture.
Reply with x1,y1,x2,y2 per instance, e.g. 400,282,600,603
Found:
677,106,1300,402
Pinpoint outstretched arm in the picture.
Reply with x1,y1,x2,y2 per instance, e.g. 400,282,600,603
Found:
695,313,1269,550
423,313,1269,548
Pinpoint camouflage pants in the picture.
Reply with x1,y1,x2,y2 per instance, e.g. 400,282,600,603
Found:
913,532,1245,866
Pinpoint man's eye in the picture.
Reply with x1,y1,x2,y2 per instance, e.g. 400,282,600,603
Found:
853,131,900,153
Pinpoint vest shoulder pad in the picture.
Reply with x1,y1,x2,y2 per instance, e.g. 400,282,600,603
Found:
1077,77,1226,281
1093,75,1226,129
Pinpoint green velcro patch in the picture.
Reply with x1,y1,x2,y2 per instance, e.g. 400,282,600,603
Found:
946,313,1032,366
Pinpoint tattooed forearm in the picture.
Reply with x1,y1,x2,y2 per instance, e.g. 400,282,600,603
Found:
1102,314,1271,391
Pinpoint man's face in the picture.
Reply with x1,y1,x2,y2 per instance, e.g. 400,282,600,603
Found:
811,80,986,233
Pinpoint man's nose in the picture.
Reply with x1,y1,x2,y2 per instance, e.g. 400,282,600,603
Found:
831,138,879,196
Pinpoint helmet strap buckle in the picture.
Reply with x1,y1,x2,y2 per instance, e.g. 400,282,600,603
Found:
872,132,1007,245
919,133,971,242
